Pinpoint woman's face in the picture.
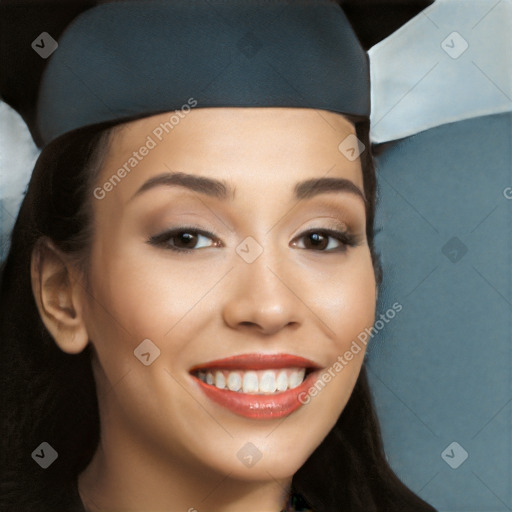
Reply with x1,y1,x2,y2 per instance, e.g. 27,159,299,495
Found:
82,107,376,482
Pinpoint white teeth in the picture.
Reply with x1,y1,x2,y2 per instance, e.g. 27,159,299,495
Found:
215,371,225,389
196,367,308,394
289,369,306,389
259,370,277,393
227,372,242,392
276,370,288,392
242,371,259,393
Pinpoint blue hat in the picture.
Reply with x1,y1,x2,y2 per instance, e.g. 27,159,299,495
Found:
0,0,434,148
35,0,370,147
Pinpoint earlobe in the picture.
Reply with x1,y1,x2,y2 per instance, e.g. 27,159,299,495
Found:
30,238,89,354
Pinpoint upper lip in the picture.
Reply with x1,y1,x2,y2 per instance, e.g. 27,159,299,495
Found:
189,353,322,372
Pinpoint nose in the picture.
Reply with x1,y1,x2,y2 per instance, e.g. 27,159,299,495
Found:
222,246,302,336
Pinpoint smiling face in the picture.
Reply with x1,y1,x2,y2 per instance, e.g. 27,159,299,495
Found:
79,107,376,491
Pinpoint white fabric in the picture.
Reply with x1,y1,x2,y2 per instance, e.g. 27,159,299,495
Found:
0,102,39,260
370,0,512,143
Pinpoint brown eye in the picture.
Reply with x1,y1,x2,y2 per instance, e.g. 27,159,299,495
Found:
148,227,219,253
292,228,359,252
173,231,199,249
304,232,329,250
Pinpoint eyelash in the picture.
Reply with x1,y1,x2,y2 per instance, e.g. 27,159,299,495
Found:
147,225,359,254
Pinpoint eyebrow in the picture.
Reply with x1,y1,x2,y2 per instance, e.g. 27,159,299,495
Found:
132,171,233,201
294,177,366,203
131,171,366,203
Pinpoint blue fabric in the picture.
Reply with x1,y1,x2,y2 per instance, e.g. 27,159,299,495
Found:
368,112,512,511
36,0,369,147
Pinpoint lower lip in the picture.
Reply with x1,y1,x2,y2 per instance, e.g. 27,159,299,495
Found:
192,371,318,419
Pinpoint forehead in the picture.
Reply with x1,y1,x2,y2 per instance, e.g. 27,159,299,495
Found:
97,107,364,204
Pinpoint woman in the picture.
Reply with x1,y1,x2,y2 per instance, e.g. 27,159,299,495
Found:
0,1,437,511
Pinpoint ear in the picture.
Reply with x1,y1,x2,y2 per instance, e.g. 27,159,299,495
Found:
31,238,89,354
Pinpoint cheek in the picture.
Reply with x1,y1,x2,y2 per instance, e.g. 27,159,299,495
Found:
298,249,376,416
312,248,377,348
81,240,171,382
82,237,227,376
84,251,171,343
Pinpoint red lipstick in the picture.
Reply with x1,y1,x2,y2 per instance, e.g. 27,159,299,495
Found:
189,353,321,420
189,353,319,371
